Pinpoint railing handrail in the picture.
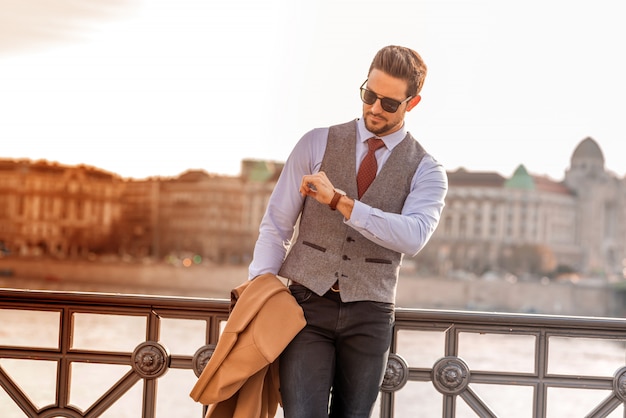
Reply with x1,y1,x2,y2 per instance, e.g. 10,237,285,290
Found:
0,287,226,310
4,287,626,329
395,307,626,330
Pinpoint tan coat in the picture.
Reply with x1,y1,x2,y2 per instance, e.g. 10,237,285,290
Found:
190,273,306,417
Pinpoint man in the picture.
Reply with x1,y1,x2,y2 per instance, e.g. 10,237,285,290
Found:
248,45,448,417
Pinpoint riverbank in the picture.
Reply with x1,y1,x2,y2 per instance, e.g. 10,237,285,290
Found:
0,257,622,317
0,257,246,299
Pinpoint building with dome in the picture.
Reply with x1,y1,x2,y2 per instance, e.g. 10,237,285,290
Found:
418,137,625,280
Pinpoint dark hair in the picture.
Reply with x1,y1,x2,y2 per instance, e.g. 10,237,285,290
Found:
368,45,427,97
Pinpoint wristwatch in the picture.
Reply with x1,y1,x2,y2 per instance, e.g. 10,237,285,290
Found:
329,189,347,211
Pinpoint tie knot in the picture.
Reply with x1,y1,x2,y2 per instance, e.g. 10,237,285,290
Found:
367,137,385,152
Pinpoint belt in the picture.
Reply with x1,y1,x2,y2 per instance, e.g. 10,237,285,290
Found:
290,281,340,292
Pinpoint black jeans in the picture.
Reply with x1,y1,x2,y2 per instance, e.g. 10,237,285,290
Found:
280,284,394,418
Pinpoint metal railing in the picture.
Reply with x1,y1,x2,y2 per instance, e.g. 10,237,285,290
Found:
1,288,626,417
384,309,626,417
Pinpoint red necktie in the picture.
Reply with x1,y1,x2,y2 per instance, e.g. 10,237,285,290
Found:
357,137,385,199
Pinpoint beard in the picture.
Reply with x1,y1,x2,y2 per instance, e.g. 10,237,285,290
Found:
363,113,392,136
363,112,402,136
363,110,404,136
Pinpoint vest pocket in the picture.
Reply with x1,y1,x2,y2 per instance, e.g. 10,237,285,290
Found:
365,258,392,264
302,241,327,252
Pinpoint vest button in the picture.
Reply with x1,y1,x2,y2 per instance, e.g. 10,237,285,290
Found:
342,255,350,261
346,237,355,242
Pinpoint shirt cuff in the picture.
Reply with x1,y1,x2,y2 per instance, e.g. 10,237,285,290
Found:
347,199,369,228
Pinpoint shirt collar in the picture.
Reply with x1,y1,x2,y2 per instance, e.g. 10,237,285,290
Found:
356,118,407,150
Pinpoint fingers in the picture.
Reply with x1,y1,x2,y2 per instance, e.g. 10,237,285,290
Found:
300,180,317,196
300,172,332,203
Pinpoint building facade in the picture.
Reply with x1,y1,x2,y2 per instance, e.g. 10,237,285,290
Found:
0,160,124,258
0,159,280,264
418,137,625,280
0,137,624,279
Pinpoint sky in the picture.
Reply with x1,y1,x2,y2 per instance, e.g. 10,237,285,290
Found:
1,0,625,181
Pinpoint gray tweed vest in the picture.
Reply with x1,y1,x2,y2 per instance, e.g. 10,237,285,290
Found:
278,120,426,303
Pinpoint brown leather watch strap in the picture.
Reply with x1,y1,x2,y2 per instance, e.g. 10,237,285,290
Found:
329,189,345,210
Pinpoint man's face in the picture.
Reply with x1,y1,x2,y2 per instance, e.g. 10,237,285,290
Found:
362,68,416,137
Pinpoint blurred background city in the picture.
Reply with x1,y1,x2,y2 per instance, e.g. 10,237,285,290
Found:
2,134,626,317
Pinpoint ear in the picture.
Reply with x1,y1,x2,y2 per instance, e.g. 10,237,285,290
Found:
406,95,422,112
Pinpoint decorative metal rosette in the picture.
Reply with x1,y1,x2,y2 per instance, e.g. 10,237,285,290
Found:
381,353,409,392
432,356,471,395
613,366,626,402
192,344,216,377
131,341,170,379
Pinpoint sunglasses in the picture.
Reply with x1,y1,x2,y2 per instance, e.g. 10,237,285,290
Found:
359,80,412,113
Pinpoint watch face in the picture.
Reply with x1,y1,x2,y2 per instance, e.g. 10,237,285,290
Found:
335,189,347,196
